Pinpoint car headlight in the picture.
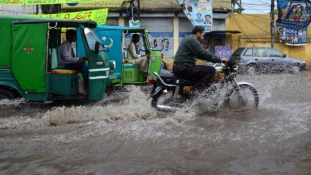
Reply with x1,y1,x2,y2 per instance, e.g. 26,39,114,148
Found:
303,61,305,64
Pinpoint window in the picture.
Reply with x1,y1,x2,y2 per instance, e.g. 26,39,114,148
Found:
254,48,268,57
267,48,283,57
232,48,245,56
243,48,253,56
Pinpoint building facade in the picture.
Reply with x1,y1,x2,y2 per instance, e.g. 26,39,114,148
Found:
226,13,311,66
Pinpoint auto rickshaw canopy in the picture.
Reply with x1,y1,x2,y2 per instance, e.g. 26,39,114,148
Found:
0,15,97,28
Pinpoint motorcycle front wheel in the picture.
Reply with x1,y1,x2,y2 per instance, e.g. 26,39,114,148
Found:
224,83,259,109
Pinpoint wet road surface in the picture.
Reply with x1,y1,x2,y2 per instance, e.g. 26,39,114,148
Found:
0,72,311,175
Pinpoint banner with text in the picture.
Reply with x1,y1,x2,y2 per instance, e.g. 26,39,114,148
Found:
1,0,111,5
277,0,311,46
28,8,108,25
177,0,213,32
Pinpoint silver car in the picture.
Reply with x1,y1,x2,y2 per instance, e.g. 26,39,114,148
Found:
231,47,307,74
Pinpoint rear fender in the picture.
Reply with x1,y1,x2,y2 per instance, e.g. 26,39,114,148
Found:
151,85,163,98
0,82,23,97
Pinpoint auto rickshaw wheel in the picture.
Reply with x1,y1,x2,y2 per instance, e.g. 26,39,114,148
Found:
0,89,16,100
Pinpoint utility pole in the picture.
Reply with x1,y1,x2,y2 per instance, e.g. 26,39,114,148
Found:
270,0,275,48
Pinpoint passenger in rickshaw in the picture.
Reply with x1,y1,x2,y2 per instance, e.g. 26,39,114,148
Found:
57,29,89,93
127,34,149,76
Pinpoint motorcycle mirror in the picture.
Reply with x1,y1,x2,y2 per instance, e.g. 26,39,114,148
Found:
95,41,100,54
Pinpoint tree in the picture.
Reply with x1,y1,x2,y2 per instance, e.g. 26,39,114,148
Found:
232,0,244,14
268,9,278,14
234,7,244,14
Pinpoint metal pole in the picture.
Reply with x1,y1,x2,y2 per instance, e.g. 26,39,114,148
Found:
36,5,39,15
271,0,275,48
130,0,134,21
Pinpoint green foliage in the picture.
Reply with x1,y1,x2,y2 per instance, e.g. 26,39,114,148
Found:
268,9,278,14
234,7,244,14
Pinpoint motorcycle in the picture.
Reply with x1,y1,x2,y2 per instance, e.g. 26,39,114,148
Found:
147,59,259,112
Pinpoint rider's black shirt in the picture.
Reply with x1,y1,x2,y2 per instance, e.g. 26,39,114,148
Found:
174,35,221,64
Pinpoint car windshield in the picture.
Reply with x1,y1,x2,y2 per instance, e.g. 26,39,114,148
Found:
84,27,105,51
232,48,245,56
148,33,154,49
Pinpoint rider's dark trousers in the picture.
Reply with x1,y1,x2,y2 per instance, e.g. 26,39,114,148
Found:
173,63,216,90
63,61,89,90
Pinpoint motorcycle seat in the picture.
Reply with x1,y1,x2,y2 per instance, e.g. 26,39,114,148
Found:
159,69,195,86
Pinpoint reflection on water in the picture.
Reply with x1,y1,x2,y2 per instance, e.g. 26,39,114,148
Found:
1,73,311,174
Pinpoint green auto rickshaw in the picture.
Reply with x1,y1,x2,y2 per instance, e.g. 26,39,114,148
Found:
0,15,116,101
76,25,163,87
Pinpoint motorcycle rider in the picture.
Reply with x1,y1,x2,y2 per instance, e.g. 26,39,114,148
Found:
173,26,227,94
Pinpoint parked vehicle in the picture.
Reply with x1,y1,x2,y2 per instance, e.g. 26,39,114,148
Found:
148,59,259,111
0,15,116,101
76,26,163,86
231,47,307,75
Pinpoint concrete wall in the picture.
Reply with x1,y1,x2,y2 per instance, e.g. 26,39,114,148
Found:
226,13,311,66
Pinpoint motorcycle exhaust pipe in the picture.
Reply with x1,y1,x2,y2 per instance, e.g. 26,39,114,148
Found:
156,104,180,111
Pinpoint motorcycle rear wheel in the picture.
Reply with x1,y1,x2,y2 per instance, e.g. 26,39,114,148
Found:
151,90,187,110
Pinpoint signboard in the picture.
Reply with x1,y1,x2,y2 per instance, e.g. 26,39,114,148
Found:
215,46,232,58
177,0,213,32
28,9,108,25
1,0,111,5
129,20,140,27
277,0,311,46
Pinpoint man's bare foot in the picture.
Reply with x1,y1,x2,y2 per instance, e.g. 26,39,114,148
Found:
143,72,148,78
84,88,89,95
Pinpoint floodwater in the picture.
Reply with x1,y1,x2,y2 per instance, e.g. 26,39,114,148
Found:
1,72,311,175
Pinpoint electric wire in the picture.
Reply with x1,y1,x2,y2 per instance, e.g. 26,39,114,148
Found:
239,14,271,34
231,14,256,47
244,14,272,24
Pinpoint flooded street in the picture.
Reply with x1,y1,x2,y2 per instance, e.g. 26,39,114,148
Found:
1,72,311,175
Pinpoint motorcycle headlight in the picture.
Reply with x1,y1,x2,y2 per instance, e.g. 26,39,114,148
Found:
109,60,116,72
113,60,116,69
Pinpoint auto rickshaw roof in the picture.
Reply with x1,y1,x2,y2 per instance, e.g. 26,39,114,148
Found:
0,15,97,28
96,25,146,33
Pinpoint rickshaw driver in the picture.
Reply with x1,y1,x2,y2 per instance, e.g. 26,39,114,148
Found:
127,34,149,76
57,29,89,93
173,26,227,94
